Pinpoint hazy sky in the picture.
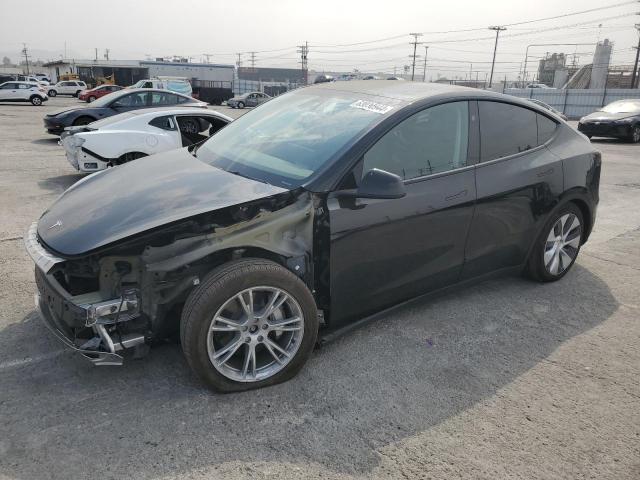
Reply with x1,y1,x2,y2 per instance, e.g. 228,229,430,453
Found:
1,0,638,80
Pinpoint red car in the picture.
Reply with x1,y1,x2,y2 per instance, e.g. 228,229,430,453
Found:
78,84,124,103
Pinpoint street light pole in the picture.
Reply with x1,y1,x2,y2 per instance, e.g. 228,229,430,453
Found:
488,26,506,88
422,45,428,82
631,24,640,88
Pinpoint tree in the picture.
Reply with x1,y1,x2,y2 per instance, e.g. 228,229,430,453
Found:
2,56,11,66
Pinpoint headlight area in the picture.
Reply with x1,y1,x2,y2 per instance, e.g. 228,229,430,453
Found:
34,239,205,366
35,255,149,365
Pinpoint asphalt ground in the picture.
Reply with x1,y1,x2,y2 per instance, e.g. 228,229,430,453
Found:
0,96,638,480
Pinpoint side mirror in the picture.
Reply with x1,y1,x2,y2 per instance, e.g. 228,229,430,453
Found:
356,168,406,199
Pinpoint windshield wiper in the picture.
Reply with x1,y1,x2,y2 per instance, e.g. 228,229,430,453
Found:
226,170,269,185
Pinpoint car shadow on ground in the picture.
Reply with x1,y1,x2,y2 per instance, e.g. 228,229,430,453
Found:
31,137,59,145
0,265,617,479
37,174,81,194
590,138,635,145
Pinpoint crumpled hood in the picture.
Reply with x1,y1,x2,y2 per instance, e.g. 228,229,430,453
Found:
38,148,287,256
581,111,638,122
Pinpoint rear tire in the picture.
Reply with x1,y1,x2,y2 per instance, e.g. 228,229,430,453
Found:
181,258,318,392
74,90,81,98
525,203,584,282
48,90,57,97
30,96,43,106
628,125,640,143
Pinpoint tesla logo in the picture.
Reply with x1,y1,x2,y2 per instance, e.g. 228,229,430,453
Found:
48,220,63,230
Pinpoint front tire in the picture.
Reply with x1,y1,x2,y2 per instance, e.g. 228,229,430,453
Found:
181,259,318,392
525,203,584,282
48,89,57,97
628,125,640,143
73,116,95,126
237,101,245,109
74,90,81,98
88,95,96,103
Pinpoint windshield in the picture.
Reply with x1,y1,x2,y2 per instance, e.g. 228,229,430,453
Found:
601,100,640,114
196,89,400,188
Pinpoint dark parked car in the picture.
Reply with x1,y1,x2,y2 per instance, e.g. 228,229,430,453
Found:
43,88,207,135
314,74,334,84
578,99,640,142
226,92,271,109
26,81,600,392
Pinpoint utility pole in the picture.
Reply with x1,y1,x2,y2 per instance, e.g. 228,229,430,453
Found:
236,53,243,68
21,43,30,74
409,33,423,81
104,48,110,60
297,41,308,84
632,24,640,88
422,45,429,82
488,26,506,88
202,54,214,63
249,51,256,69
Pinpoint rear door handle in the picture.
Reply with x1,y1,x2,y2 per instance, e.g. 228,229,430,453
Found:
537,167,554,177
445,189,468,201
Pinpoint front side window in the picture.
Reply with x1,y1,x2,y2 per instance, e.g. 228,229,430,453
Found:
112,92,149,107
363,101,469,180
479,101,537,161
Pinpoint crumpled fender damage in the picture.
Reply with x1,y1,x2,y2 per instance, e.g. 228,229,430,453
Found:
142,191,314,273
122,189,320,334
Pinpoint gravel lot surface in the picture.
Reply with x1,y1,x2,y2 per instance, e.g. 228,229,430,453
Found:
0,97,638,480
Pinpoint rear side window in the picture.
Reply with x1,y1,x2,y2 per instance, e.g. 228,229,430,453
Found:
479,101,537,161
536,114,557,144
149,115,175,130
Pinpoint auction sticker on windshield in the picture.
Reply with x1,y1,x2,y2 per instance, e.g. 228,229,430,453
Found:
350,100,394,114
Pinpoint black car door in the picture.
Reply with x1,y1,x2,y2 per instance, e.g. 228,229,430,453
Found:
460,100,563,280
327,100,478,327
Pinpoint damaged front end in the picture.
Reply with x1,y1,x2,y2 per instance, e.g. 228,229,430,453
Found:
26,190,321,366
28,222,147,365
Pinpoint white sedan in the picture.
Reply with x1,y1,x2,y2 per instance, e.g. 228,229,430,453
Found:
60,107,232,173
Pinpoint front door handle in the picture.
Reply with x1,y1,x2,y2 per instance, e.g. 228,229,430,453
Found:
445,189,468,201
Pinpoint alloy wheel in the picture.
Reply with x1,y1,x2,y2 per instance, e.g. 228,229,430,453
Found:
544,213,582,275
207,286,304,382
633,126,640,143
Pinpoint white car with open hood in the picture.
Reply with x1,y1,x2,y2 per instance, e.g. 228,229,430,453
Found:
60,107,232,172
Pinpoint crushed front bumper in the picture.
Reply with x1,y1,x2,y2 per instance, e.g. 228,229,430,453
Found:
26,222,145,365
